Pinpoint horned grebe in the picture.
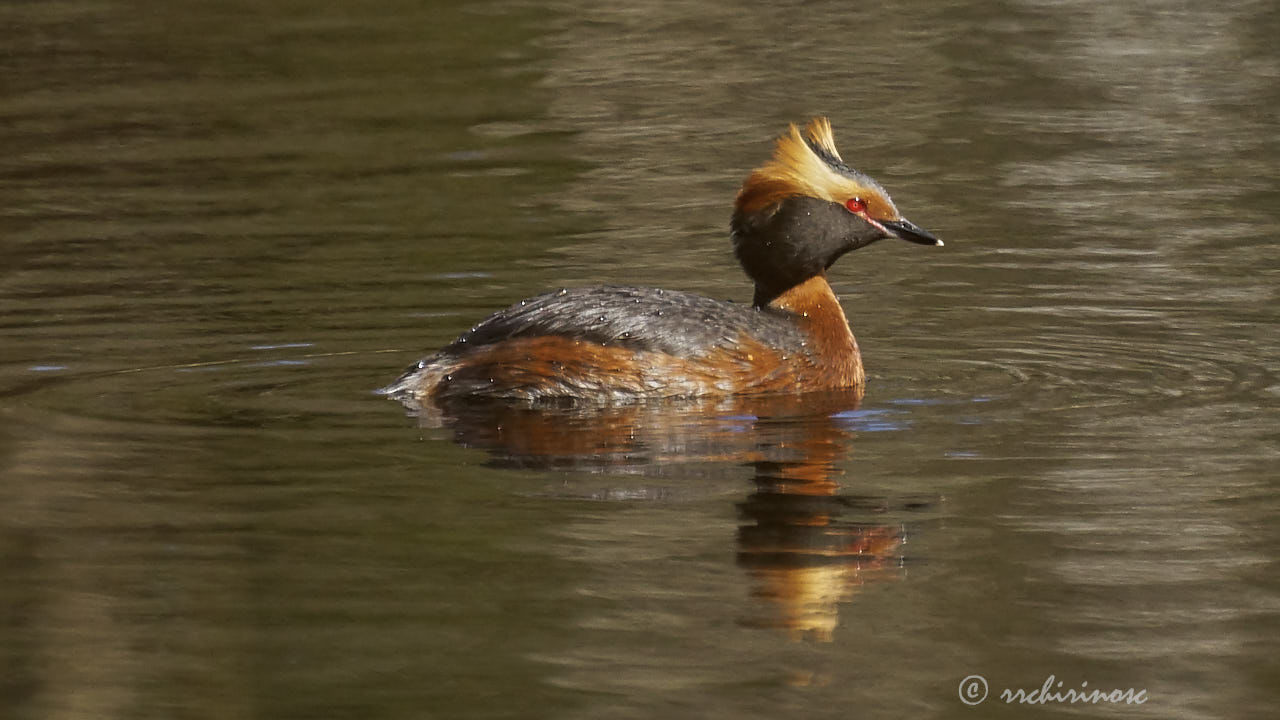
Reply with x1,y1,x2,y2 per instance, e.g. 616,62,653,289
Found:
380,117,941,404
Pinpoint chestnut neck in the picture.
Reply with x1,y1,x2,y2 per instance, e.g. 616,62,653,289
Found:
766,274,863,388
767,274,848,323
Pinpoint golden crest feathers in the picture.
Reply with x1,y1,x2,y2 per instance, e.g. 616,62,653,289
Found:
802,117,842,162
735,117,897,220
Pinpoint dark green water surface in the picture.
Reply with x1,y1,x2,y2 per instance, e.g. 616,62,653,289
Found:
2,1,1277,718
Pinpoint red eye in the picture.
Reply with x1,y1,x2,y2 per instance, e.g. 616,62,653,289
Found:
845,197,868,213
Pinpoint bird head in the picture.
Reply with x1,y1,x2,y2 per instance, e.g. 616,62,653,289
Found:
731,118,941,305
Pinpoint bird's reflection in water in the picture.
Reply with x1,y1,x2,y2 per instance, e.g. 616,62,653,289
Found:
737,459,906,642
408,390,931,641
